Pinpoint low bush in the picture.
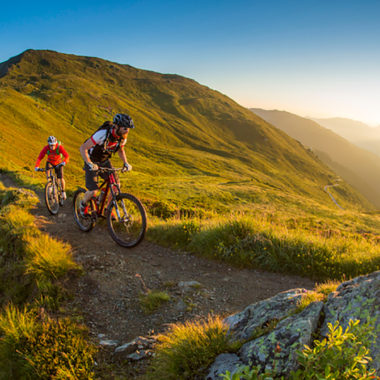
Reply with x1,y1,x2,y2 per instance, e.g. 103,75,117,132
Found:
0,304,96,379
147,315,237,379
0,182,95,378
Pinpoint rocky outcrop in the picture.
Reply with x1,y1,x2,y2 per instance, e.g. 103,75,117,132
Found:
207,271,380,379
321,271,380,371
224,289,306,342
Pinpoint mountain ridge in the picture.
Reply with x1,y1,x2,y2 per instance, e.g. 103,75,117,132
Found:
312,116,380,158
0,49,372,213
251,108,380,207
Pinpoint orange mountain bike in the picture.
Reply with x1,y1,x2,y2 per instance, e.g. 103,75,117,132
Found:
73,167,147,248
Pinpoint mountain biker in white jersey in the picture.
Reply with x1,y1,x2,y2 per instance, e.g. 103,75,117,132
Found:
79,113,134,211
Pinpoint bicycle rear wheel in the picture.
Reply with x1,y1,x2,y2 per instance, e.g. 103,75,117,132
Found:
107,193,147,248
73,188,95,232
45,180,59,215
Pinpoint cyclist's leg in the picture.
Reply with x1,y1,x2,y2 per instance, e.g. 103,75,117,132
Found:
82,164,99,204
56,165,65,189
56,165,66,200
45,162,53,180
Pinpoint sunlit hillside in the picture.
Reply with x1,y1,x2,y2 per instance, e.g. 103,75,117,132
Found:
0,49,372,217
313,117,380,159
252,108,380,208
1,49,380,282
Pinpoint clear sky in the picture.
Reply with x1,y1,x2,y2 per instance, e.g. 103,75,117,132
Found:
1,0,380,125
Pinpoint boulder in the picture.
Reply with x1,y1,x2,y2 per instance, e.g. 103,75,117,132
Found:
224,289,306,341
206,271,379,378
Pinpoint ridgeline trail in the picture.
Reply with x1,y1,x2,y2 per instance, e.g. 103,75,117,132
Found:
2,174,316,372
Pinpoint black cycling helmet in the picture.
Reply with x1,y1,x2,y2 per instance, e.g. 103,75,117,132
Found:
113,113,135,129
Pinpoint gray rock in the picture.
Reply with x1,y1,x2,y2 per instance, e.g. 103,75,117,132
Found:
114,341,138,354
239,301,323,375
322,271,380,371
127,350,151,361
205,353,244,380
224,288,307,341
114,336,156,357
206,272,380,378
99,339,119,347
175,299,188,312
178,280,203,291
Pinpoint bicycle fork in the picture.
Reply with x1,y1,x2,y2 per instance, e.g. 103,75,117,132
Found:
111,198,128,222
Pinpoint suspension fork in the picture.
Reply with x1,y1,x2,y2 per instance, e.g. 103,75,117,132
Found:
108,174,125,220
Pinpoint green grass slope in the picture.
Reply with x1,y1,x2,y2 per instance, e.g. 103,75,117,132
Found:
252,108,380,208
0,49,371,217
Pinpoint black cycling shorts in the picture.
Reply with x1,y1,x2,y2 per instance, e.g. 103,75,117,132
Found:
84,160,118,191
46,162,63,179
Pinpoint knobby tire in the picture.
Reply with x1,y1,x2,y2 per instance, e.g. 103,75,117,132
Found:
45,180,59,215
107,193,147,248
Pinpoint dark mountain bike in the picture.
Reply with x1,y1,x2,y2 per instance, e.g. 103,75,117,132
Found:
73,167,147,248
36,163,65,215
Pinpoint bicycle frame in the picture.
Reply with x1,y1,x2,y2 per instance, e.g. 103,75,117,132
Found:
91,170,120,217
73,166,147,247
44,164,63,191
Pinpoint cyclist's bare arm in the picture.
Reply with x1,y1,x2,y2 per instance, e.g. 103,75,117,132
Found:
80,138,96,167
117,147,128,166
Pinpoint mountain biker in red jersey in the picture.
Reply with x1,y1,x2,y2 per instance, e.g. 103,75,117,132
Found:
79,113,134,212
35,136,70,200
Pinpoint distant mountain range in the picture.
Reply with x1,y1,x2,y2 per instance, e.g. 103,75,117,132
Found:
311,117,380,158
0,50,372,213
251,108,380,207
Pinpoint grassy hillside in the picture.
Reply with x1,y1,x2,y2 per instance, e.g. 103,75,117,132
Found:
0,49,372,217
252,108,380,208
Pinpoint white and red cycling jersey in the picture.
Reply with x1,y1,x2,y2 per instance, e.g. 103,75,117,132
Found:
90,128,127,152
89,128,127,163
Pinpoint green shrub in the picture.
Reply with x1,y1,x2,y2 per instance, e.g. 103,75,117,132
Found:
147,316,236,379
221,318,378,380
295,318,377,379
147,219,201,248
0,304,96,379
220,365,275,380
149,215,380,281
25,233,80,281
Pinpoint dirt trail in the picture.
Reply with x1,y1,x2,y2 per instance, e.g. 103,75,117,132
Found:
2,175,315,349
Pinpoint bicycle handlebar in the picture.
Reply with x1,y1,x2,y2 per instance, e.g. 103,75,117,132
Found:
97,167,124,172
36,162,65,172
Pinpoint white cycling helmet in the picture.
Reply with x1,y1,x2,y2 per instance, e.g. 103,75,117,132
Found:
113,113,135,129
47,136,57,145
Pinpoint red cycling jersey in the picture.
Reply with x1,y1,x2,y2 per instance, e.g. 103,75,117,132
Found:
35,144,70,167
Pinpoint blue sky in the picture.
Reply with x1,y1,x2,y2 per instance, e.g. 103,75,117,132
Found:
1,0,380,125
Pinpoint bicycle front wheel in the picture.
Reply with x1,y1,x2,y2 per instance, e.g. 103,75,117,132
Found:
45,180,59,215
107,193,147,248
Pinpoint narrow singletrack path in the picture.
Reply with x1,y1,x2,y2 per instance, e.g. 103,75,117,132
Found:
2,175,315,345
